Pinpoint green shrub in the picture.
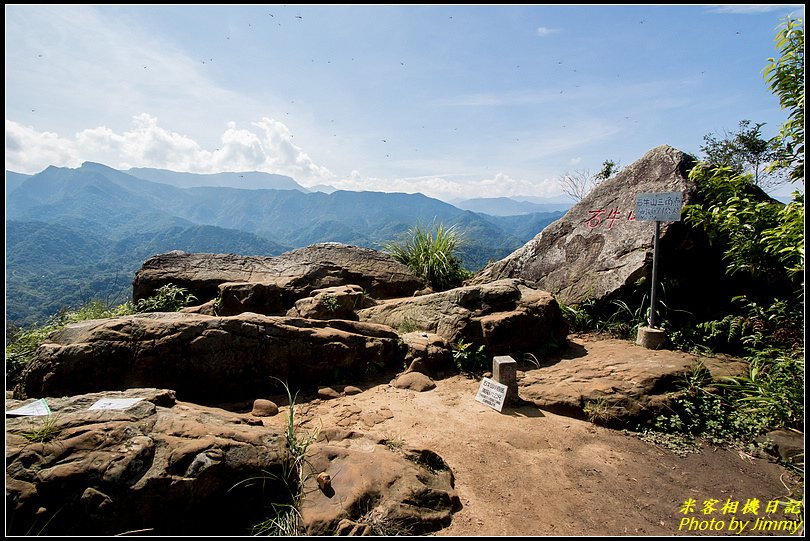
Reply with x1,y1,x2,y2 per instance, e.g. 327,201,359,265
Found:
718,347,804,431
135,284,197,313
321,293,339,313
652,349,804,448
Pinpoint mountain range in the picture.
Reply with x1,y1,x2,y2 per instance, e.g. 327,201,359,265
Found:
5,162,568,327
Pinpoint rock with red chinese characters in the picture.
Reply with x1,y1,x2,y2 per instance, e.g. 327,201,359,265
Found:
469,145,698,304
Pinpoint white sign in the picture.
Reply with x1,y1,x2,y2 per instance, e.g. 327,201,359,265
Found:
475,377,508,412
88,397,145,411
635,191,683,222
6,398,51,416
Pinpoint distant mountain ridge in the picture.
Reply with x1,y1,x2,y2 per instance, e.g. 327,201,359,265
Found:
125,167,308,191
5,162,564,327
454,196,571,216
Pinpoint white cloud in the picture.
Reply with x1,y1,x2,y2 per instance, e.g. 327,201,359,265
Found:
328,171,563,201
5,114,337,185
536,26,559,37
5,120,82,173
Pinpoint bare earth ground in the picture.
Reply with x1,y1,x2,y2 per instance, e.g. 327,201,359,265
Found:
264,334,804,537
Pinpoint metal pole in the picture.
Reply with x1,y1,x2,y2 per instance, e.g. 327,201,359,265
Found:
649,220,660,328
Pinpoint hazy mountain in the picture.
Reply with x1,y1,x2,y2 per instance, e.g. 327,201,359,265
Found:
7,162,559,327
307,184,338,194
481,211,566,243
6,170,31,196
454,196,571,216
6,218,287,327
509,194,574,206
125,167,308,191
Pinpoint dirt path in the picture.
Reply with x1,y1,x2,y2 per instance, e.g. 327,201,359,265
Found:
272,336,803,536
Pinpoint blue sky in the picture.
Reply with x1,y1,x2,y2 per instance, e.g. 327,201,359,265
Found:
4,4,804,202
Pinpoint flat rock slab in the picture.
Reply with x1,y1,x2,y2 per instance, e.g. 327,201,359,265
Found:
132,243,424,306
14,312,404,406
5,388,289,536
519,334,747,427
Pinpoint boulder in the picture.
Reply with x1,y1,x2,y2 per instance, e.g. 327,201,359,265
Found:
14,312,404,406
391,372,437,392
301,430,461,535
286,284,373,320
5,389,290,536
470,146,697,305
132,243,425,307
400,331,453,377
357,279,568,356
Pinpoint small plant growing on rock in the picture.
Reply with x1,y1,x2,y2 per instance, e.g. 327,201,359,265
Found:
382,221,471,291
451,339,488,375
321,293,339,313
583,397,615,425
21,414,61,443
135,283,197,313
246,378,320,536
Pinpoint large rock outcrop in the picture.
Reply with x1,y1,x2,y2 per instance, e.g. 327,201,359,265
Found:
357,279,568,355
5,390,460,536
5,389,289,536
14,313,404,405
132,242,425,305
470,146,697,305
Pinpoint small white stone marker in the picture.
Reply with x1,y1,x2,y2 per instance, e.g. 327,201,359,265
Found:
475,377,508,412
493,355,519,405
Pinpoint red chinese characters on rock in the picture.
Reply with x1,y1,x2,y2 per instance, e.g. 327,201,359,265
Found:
584,208,636,229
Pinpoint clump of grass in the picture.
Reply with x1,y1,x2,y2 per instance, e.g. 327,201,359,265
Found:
237,378,320,536
583,397,615,425
357,506,414,536
21,414,61,443
382,221,471,291
403,449,450,475
397,317,421,334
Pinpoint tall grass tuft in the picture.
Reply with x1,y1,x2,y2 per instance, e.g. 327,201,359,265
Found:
382,221,470,291
237,378,320,536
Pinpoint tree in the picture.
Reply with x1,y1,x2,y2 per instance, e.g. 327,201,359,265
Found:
685,16,804,291
763,16,804,184
558,159,621,202
700,120,783,189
